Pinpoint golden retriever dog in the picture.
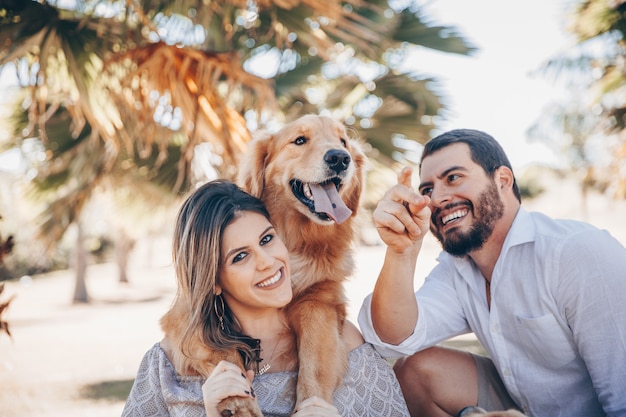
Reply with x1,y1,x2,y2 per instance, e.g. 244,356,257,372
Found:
238,114,366,401
161,114,365,416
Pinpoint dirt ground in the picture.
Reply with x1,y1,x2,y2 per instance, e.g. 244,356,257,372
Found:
0,256,176,417
1,177,624,417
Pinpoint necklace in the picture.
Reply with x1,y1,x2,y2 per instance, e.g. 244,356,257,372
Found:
256,331,285,376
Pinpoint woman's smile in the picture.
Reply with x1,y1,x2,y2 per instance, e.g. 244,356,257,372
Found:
256,267,285,288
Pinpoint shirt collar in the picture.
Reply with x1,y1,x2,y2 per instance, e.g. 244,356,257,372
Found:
447,206,536,272
504,206,535,248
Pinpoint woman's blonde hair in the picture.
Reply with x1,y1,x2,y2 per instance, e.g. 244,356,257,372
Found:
172,179,270,371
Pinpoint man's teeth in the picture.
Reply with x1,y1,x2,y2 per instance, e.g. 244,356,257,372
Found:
257,270,282,287
442,209,467,225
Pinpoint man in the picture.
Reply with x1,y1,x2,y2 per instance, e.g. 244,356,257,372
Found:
358,129,626,417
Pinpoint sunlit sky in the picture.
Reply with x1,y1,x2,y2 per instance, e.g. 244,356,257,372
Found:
0,0,576,172
410,0,575,169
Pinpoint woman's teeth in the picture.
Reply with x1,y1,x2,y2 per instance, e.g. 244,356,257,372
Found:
257,270,282,287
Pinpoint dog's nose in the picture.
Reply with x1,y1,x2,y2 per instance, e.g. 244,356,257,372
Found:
324,149,351,173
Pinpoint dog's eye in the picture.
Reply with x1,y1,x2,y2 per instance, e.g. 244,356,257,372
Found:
294,136,307,145
340,138,347,147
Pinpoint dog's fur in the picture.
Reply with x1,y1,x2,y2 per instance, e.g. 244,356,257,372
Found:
160,114,365,416
461,408,527,417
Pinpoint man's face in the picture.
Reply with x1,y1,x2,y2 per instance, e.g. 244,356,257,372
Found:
419,143,504,256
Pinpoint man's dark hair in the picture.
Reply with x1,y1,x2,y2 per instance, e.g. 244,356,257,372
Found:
420,129,521,202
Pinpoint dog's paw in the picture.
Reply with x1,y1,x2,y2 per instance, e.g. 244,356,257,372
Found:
217,396,263,417
458,406,527,417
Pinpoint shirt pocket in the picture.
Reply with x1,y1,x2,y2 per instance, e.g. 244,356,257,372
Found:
514,313,576,369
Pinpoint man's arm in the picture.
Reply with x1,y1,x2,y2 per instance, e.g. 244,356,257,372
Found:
369,167,431,345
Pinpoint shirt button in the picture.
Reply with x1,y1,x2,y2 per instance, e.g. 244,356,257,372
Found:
503,369,511,376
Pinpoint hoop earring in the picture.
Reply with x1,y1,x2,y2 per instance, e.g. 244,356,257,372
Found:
214,294,225,330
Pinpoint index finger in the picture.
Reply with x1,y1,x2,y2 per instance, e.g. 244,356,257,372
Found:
387,166,425,209
397,166,414,188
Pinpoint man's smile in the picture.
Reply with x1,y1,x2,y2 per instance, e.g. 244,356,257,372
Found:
442,208,469,226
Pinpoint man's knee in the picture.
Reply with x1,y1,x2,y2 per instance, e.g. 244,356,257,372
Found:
393,347,446,394
393,346,480,416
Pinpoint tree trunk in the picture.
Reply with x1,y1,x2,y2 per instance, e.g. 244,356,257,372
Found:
115,230,135,284
73,222,89,304
580,166,593,222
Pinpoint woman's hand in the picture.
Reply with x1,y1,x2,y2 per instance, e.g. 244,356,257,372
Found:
291,396,341,416
202,360,256,417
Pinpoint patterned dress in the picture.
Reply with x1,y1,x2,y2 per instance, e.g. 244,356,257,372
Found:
121,342,410,417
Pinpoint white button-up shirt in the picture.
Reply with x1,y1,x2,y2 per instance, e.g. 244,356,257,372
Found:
359,207,626,417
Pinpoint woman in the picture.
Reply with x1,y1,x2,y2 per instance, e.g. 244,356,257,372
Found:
122,179,410,417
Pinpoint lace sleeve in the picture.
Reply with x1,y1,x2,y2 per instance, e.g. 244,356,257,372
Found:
121,344,172,417
334,343,410,417
121,343,206,417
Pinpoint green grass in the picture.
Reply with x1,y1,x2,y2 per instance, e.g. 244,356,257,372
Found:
80,379,135,402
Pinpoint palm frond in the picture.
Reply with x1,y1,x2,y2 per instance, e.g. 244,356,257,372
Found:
391,9,477,55
106,42,276,176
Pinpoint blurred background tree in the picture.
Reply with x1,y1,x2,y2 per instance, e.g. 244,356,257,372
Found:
0,0,476,302
527,96,601,220
531,0,626,205
0,215,14,338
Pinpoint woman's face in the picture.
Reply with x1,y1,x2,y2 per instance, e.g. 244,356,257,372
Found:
217,211,292,318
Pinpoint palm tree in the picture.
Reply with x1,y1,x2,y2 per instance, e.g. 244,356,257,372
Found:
0,0,475,301
273,3,474,158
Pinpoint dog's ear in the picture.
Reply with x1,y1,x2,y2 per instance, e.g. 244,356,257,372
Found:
237,130,273,198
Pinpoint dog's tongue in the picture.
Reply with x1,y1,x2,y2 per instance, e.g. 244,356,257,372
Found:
310,183,352,224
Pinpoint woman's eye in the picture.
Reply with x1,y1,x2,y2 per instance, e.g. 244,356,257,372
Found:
294,136,307,145
232,252,248,263
260,234,273,245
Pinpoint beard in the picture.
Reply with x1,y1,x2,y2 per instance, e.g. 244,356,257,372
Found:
431,180,504,257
